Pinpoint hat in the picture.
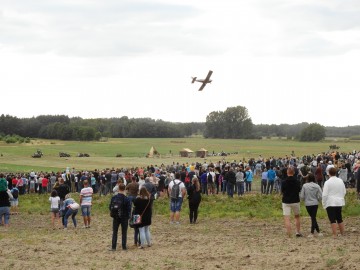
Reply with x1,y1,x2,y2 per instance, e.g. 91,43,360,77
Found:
320,161,323,163
328,161,332,164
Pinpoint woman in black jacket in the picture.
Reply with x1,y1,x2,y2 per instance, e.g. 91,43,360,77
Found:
0,190,12,227
187,176,201,224
133,187,152,249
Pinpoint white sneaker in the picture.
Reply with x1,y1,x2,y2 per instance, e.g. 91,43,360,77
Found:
307,234,314,238
317,233,324,237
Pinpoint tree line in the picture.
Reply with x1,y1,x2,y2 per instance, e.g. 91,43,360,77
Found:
0,109,359,141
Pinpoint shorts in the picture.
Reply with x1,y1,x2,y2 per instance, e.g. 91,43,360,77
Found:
170,197,183,212
11,200,18,207
81,205,91,217
282,202,300,216
51,208,60,213
326,206,343,224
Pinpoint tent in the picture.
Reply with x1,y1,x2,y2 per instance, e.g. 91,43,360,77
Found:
179,148,194,157
196,148,208,158
146,146,159,158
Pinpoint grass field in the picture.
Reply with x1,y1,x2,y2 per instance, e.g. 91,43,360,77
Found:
0,137,359,172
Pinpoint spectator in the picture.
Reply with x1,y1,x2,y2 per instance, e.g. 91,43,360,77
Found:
168,172,186,224
281,166,302,237
80,180,93,228
300,173,322,237
322,167,346,238
187,176,201,224
133,187,153,249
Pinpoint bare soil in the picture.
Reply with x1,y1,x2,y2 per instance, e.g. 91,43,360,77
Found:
1,213,359,269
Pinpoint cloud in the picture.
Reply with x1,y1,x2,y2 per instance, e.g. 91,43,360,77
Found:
0,0,224,57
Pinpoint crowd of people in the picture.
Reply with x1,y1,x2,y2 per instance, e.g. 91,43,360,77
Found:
0,149,359,246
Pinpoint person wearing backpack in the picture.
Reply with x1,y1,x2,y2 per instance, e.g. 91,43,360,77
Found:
168,172,186,225
109,183,131,251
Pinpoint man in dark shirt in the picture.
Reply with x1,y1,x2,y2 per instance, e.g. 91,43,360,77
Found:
281,166,302,237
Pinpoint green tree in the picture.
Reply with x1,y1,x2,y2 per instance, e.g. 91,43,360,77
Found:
299,123,326,141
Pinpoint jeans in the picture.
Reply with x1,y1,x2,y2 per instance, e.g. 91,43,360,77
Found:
261,179,267,194
306,205,320,233
245,181,252,192
201,182,208,195
0,206,10,225
227,182,234,197
266,181,274,194
64,208,78,228
236,182,244,196
222,180,227,194
112,218,128,250
139,226,151,247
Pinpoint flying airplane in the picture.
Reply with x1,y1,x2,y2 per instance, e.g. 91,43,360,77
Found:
191,70,213,91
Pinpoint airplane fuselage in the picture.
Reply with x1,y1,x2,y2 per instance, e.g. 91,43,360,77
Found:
196,79,212,83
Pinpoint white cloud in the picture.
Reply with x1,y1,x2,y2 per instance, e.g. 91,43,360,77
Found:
0,0,360,127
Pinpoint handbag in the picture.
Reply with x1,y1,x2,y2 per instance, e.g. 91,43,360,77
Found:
129,198,150,228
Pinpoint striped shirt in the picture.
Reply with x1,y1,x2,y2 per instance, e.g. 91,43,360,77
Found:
80,187,93,206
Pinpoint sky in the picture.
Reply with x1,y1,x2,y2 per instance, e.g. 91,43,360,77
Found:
1,0,360,127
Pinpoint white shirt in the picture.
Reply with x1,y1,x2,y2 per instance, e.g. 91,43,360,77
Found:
322,176,346,209
168,179,186,198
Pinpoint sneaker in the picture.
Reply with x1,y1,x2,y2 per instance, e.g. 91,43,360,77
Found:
317,233,324,237
109,248,116,251
296,233,303,237
307,234,314,238
175,221,180,225
138,246,144,249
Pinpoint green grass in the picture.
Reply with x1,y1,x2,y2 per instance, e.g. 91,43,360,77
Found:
1,137,359,172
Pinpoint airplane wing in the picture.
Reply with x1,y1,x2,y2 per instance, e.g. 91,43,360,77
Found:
198,82,207,91
204,70,213,82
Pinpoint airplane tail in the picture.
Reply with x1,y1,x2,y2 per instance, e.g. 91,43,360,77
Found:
191,77,197,83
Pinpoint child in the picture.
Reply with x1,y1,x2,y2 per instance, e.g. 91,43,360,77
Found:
49,190,61,229
10,186,19,214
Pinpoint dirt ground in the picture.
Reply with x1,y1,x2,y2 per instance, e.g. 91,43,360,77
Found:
1,212,359,270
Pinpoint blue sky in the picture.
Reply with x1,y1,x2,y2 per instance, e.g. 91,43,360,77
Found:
1,0,359,127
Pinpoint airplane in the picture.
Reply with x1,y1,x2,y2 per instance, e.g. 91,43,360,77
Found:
191,70,213,91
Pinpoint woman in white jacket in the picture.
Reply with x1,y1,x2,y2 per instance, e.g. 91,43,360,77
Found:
300,173,322,237
322,167,346,238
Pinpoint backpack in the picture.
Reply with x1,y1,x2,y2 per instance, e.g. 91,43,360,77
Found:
207,173,213,183
12,188,19,199
110,195,125,219
170,180,181,200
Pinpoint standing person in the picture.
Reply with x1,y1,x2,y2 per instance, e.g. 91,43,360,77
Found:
133,187,152,249
0,189,13,227
41,175,49,194
109,183,131,251
281,166,303,237
125,176,139,206
49,190,61,229
80,180,93,229
245,166,253,192
226,167,236,198
300,173,323,237
63,194,79,229
322,167,346,238
168,172,186,224
187,176,201,224
10,186,19,214
207,168,216,195
235,167,245,196
266,167,276,194
261,169,268,194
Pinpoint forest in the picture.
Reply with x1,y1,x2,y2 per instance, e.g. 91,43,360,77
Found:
0,106,359,141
